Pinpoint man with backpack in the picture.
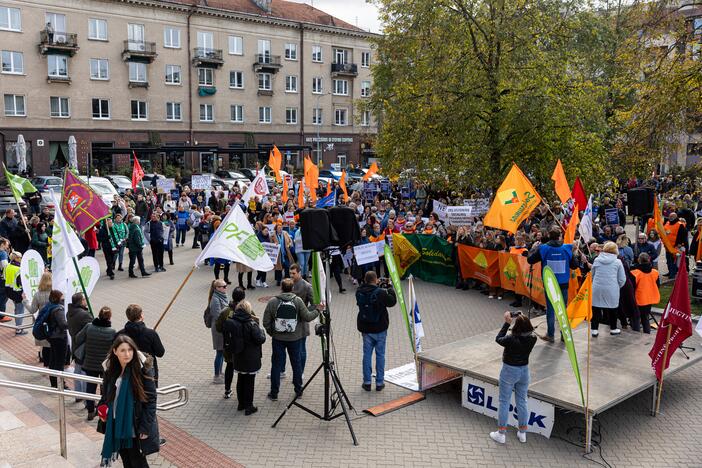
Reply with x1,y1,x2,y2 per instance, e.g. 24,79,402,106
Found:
356,271,397,392
262,278,322,401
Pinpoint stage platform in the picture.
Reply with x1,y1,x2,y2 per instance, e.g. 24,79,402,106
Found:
416,318,701,448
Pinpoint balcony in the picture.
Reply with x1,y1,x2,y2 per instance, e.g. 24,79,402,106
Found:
257,89,273,97
128,81,149,89
192,48,224,68
47,74,71,84
39,30,79,56
253,54,282,73
331,62,358,77
122,41,157,63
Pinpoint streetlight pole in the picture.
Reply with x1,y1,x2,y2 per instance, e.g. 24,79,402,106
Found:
315,91,331,166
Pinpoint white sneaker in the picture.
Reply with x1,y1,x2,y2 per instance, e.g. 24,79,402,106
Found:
262,282,269,288
497,296,503,300
212,375,224,384
255,280,262,287
517,431,527,443
591,330,599,337
610,328,621,335
489,431,506,444
266,371,286,379
488,295,495,299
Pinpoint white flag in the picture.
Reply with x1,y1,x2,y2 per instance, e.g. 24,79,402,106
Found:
195,204,274,271
407,275,424,353
578,195,593,243
242,171,270,204
49,189,85,308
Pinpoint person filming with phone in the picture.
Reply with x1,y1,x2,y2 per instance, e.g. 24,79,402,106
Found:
489,311,537,445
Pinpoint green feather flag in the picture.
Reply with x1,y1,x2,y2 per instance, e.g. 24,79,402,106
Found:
3,165,36,201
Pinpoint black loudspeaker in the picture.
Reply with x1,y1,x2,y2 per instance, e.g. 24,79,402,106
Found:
627,188,654,216
329,206,361,246
299,208,339,251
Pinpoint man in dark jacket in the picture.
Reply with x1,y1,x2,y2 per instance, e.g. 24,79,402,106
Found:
356,270,397,391
66,293,92,397
46,290,68,388
148,213,165,272
632,233,658,267
127,216,150,278
117,304,165,386
98,218,119,279
134,194,149,227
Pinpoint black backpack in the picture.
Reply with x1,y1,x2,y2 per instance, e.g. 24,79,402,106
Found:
274,298,298,333
223,318,245,355
356,288,381,324
33,304,56,341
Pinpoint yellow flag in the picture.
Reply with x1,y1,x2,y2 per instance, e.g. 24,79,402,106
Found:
551,159,570,203
654,197,678,255
483,164,542,234
567,273,592,329
563,204,579,244
392,233,420,277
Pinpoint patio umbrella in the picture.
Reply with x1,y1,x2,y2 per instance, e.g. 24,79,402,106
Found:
16,134,26,173
68,135,78,170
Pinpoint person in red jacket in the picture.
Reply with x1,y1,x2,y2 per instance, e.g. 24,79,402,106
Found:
630,253,660,334
83,225,99,258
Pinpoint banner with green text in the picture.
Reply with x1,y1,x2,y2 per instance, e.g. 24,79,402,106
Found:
403,234,456,286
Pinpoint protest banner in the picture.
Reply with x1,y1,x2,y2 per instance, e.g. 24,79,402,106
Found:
156,178,176,194
605,208,619,225
375,240,386,257
458,246,501,288
261,242,280,265
432,200,448,222
463,198,490,216
20,250,44,303
353,243,379,266
403,234,455,286
446,206,473,226
191,174,213,190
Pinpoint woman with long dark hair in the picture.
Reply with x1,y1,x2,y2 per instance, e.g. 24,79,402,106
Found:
98,334,159,467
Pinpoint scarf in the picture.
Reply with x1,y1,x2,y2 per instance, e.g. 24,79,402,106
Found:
100,367,135,467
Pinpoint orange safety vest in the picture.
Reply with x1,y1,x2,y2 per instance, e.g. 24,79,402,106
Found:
369,233,385,243
663,222,681,248
631,269,660,306
509,247,527,255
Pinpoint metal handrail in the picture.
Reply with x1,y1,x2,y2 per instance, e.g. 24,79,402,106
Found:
0,360,189,459
0,311,35,330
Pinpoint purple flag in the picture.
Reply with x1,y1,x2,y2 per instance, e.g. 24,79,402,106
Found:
61,171,110,234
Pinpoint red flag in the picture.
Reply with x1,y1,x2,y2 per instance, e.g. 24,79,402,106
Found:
61,170,111,235
571,177,587,211
132,152,144,190
648,258,693,380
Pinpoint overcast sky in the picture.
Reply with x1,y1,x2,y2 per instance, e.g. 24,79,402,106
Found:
288,0,382,33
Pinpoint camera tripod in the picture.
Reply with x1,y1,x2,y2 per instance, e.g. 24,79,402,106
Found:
272,252,359,445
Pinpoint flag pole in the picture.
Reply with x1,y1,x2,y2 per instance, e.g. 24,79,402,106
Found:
654,324,673,415
71,256,94,317
408,277,419,376
584,318,591,453
153,265,196,330
3,163,32,241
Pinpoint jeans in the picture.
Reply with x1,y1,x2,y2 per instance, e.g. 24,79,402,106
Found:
176,226,187,245
0,286,7,317
117,244,125,268
297,252,310,277
545,284,568,338
300,336,307,374
665,252,678,279
73,361,86,393
362,331,387,385
274,266,289,284
214,350,224,376
237,373,256,409
497,363,530,432
84,369,102,412
270,338,304,396
12,300,24,327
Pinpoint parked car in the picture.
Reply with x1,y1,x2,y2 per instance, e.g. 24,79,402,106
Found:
0,188,27,213
319,170,342,181
78,176,119,206
215,170,250,191
31,176,62,192
105,174,132,194
181,174,227,191
239,168,257,181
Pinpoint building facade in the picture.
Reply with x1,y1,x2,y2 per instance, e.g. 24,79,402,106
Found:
0,0,378,175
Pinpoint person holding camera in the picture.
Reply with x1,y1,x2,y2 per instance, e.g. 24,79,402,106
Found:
356,271,397,392
490,311,537,445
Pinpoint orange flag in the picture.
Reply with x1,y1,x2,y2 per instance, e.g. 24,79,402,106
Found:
268,145,282,183
282,176,289,203
567,273,592,329
483,164,542,234
297,179,305,209
363,162,379,181
325,179,332,197
564,204,579,244
696,225,702,262
339,170,348,203
551,159,570,203
654,197,679,255
304,156,314,189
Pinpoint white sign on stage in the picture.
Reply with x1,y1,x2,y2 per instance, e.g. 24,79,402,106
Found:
261,242,279,265
446,206,473,226
384,363,419,391
353,243,379,266
462,376,555,438
191,174,213,190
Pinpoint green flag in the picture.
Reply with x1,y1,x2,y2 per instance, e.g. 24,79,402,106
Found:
311,252,325,305
4,165,36,201
384,244,414,352
543,266,585,407
404,234,455,286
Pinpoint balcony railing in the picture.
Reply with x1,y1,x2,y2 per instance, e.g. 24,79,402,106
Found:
39,30,79,56
47,74,71,84
122,40,157,62
192,48,224,68
253,54,282,73
128,80,149,89
331,62,358,76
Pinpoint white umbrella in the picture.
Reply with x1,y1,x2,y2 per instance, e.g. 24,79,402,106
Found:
16,134,26,173
68,135,77,170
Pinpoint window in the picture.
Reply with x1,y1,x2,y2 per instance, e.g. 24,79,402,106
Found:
230,104,243,123
258,72,271,90
50,96,70,118
198,68,213,86
312,108,322,125
312,76,323,94
0,7,21,31
88,18,107,40
285,107,298,124
361,110,370,126
334,108,348,126
257,39,271,59
127,23,144,43
164,26,181,48
90,58,109,80
258,106,271,123
200,103,213,122
312,45,322,62
334,48,349,65
361,80,371,97
165,64,181,85
129,62,147,82
131,100,147,120
197,31,213,50
229,71,243,88
333,79,348,95
1,51,23,74
45,12,66,34
92,98,110,119
285,43,297,60
4,94,25,116
48,55,68,78
166,102,181,121
285,75,298,93
228,35,243,55
361,51,370,68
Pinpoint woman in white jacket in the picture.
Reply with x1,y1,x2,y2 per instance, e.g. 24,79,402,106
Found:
591,241,627,336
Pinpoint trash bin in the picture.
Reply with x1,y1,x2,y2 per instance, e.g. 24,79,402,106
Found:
693,261,702,300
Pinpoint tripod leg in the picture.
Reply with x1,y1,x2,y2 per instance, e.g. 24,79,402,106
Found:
329,366,359,446
272,362,324,428
330,364,354,411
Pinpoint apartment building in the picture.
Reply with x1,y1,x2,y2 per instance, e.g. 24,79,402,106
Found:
0,0,378,175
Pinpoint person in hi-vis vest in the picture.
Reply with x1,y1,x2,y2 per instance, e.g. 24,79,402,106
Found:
663,212,688,280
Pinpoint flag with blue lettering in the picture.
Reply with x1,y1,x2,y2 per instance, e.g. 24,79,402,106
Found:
316,191,336,208
407,275,424,353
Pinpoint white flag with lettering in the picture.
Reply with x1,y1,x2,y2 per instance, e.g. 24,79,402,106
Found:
242,171,270,204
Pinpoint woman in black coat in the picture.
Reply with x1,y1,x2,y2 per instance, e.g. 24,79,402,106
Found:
98,334,159,467
222,300,266,415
